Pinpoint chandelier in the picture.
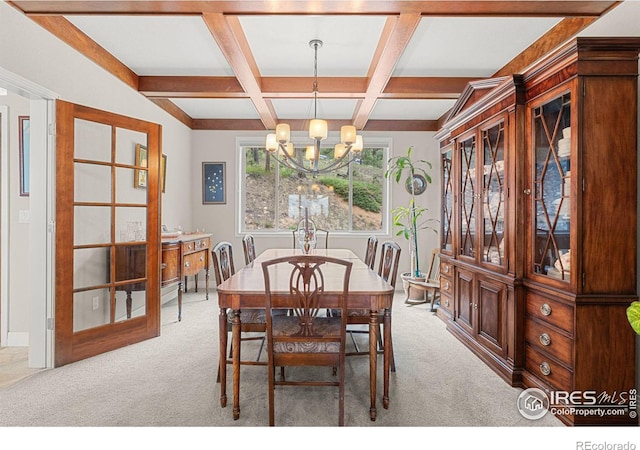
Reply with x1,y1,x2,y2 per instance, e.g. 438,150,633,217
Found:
265,39,363,176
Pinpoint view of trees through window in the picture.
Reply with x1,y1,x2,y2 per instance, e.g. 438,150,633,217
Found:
242,145,386,233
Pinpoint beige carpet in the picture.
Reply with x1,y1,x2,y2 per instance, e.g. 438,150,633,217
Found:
1,290,631,445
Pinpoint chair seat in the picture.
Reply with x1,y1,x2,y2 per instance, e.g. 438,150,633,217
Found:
227,309,267,324
330,308,382,317
226,308,289,325
271,315,341,353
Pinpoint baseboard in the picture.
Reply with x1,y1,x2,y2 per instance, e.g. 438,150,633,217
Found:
6,331,29,347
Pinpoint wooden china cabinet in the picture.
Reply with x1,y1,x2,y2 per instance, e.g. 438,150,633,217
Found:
437,37,640,426
436,75,526,385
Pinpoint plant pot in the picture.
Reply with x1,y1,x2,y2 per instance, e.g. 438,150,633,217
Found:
401,272,427,304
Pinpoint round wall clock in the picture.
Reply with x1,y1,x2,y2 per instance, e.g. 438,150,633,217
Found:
405,174,427,195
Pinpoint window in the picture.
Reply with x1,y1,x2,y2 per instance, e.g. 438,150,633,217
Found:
239,140,388,234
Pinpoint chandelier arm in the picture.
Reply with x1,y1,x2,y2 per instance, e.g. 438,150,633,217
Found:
272,142,312,172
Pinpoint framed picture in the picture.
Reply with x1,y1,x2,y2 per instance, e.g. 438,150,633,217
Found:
161,154,167,193
19,116,30,197
202,162,226,204
134,143,148,188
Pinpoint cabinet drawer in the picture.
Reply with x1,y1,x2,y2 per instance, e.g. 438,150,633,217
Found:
440,260,453,277
525,319,572,366
440,277,453,296
182,238,210,255
183,251,207,276
161,247,180,285
526,292,573,333
439,292,453,313
525,345,572,392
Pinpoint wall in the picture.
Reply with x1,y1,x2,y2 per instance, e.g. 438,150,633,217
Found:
0,2,192,344
0,91,30,344
190,130,442,281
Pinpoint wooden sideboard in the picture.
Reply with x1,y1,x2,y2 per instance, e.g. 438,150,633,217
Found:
115,233,212,322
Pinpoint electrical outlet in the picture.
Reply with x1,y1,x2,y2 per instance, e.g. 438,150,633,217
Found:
92,296,100,311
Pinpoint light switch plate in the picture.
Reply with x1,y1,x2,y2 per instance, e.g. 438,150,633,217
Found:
18,210,30,223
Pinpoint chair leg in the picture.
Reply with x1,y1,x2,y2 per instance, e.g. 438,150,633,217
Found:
256,336,266,361
268,364,276,426
349,329,360,352
338,363,345,426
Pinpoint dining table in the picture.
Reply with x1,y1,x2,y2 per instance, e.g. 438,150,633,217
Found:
216,247,395,421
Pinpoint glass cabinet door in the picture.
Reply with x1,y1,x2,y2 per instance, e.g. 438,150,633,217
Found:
459,135,476,259
480,121,505,266
441,146,453,253
531,92,571,281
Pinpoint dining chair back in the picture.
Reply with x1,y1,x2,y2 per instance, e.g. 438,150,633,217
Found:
364,235,378,270
211,241,267,391
211,241,235,285
343,240,401,373
261,254,352,426
242,234,257,265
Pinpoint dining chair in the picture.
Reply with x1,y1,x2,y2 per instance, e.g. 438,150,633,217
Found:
364,235,378,270
342,240,401,372
261,254,352,426
242,234,257,265
211,241,267,385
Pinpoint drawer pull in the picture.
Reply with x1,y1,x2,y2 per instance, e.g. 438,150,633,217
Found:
185,261,190,268
540,303,552,316
539,362,551,376
539,333,551,346
200,256,204,261
161,263,167,270
445,299,449,307
444,282,450,290
444,265,450,273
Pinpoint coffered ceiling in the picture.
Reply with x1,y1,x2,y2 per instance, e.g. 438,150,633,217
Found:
8,1,638,132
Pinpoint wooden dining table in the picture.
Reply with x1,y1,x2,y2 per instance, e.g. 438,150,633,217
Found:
216,247,395,421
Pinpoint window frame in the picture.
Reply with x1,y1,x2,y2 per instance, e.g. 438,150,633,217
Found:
236,136,391,237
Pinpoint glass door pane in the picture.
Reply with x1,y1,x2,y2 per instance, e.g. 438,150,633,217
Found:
481,122,505,266
532,93,571,280
441,146,453,252
459,136,476,259
72,121,149,330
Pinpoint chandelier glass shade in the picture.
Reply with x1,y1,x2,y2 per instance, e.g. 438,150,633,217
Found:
265,39,363,175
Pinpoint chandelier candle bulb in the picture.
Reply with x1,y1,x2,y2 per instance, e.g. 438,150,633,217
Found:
341,125,357,145
309,119,328,140
266,133,277,152
306,145,316,161
285,143,295,157
276,123,290,143
334,143,347,159
353,135,364,152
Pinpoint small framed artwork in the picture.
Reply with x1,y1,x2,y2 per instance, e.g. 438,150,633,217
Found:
19,116,30,197
202,162,226,204
134,143,148,189
161,154,167,193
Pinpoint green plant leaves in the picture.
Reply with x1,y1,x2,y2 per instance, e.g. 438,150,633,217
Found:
626,301,640,335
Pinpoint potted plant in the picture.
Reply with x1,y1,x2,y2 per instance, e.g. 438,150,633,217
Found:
627,301,640,335
385,146,438,301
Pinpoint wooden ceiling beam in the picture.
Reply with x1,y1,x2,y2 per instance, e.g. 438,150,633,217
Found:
11,1,617,16
139,75,476,99
352,13,422,129
201,13,277,129
26,14,139,91
493,16,600,77
138,76,244,98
